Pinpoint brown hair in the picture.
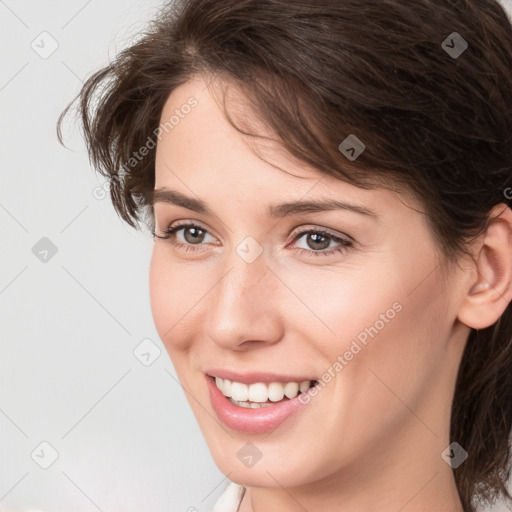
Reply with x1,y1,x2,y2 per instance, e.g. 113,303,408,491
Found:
57,0,512,510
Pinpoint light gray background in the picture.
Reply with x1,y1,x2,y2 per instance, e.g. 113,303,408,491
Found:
1,1,511,511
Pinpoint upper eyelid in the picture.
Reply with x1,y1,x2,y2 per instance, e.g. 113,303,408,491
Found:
165,219,217,238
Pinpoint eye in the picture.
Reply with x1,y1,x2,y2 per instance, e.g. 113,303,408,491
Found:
290,228,353,258
152,222,353,258
152,221,216,253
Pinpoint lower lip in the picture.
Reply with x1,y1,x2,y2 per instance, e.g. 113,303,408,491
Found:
206,375,317,433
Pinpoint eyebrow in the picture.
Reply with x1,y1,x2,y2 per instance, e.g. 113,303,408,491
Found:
152,188,378,219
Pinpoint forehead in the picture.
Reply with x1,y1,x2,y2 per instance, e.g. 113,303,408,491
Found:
155,74,315,179
153,75,419,221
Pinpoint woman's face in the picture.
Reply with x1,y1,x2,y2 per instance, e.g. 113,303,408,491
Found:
149,75,470,489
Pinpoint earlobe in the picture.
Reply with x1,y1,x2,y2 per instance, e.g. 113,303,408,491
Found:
457,203,512,330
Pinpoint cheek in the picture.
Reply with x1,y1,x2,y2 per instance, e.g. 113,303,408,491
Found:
339,263,452,431
148,245,197,354
292,262,404,355
314,248,450,400
149,246,168,329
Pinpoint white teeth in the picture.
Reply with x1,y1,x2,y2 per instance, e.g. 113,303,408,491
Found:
299,380,311,393
248,382,268,402
228,398,275,408
284,381,299,399
268,382,284,402
214,377,314,403
223,379,232,398
230,381,249,401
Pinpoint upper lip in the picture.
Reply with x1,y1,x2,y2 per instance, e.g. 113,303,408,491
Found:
206,369,317,385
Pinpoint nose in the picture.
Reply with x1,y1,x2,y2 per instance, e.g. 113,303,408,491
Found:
203,244,285,350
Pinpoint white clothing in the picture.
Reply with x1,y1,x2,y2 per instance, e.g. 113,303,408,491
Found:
213,481,247,512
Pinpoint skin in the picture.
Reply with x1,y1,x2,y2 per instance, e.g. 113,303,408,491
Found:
149,75,512,512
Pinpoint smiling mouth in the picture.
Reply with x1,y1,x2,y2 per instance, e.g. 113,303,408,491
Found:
206,373,321,432
209,375,319,408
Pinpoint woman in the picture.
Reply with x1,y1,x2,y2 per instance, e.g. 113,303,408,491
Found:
57,0,512,510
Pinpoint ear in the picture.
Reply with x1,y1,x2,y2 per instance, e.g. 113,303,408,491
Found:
457,203,512,330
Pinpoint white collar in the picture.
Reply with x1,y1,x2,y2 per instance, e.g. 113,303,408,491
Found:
213,481,246,512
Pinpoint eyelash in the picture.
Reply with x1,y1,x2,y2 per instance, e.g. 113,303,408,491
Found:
152,221,353,258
